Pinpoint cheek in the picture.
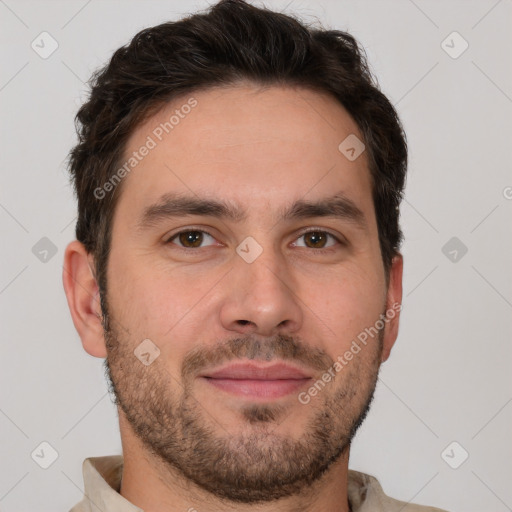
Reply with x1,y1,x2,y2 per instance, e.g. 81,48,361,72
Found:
306,265,385,347
109,258,220,350
107,256,173,337
107,269,195,381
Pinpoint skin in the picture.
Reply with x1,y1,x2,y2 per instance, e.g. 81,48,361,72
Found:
63,83,403,512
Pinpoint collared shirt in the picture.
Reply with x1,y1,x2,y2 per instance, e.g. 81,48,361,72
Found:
69,455,449,512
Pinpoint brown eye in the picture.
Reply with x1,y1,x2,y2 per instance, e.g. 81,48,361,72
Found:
168,230,216,248
179,231,203,247
293,230,340,250
304,231,328,248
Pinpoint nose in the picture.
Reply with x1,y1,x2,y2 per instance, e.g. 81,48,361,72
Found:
219,246,303,337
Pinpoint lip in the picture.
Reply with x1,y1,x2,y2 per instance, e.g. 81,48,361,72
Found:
199,361,312,400
200,361,312,380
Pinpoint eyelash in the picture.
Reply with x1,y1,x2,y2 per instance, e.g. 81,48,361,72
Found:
165,227,344,253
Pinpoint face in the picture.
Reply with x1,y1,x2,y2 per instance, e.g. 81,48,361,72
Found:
99,84,402,502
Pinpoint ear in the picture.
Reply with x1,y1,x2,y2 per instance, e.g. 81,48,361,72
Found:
62,240,107,358
380,253,403,363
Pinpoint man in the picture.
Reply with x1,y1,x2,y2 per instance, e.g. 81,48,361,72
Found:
62,0,448,510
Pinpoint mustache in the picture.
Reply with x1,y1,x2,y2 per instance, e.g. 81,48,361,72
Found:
181,333,334,381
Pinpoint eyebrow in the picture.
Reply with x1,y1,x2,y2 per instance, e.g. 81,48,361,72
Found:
136,192,367,232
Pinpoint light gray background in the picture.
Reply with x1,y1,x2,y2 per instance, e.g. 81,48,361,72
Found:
1,1,511,511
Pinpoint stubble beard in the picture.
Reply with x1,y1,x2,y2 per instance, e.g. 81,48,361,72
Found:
100,295,384,503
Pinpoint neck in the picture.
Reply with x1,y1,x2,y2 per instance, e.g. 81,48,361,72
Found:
118,412,351,512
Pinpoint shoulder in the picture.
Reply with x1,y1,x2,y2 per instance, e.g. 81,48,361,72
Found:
348,469,450,512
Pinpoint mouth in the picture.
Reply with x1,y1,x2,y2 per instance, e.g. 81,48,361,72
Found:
198,361,313,400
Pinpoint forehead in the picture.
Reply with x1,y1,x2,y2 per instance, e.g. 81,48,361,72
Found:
114,84,373,226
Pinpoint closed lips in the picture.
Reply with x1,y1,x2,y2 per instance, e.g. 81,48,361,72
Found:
200,363,312,380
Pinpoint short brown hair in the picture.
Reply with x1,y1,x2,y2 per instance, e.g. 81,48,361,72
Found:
67,0,407,298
